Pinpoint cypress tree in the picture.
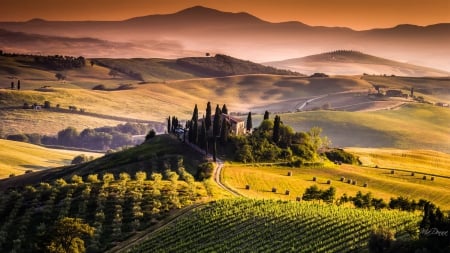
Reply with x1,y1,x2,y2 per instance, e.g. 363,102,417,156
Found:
264,110,270,120
167,116,171,133
273,115,281,144
246,112,252,132
221,104,228,115
205,102,212,130
193,120,198,144
220,118,229,143
192,104,198,122
17,80,21,90
213,105,222,137
213,138,217,162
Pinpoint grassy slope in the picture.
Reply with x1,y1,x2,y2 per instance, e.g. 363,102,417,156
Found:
347,148,450,177
222,162,450,210
251,103,450,152
0,134,206,190
0,139,102,178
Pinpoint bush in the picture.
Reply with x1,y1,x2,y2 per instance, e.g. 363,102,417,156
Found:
145,129,156,141
92,84,106,90
369,226,395,253
71,154,91,165
324,148,360,165
197,162,214,180
7,134,29,142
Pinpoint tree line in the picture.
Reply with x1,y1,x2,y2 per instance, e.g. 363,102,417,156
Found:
6,122,152,151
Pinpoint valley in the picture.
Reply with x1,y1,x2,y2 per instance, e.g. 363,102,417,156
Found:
0,4,449,252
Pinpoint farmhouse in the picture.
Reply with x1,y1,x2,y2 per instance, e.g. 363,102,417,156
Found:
385,89,404,97
199,113,246,136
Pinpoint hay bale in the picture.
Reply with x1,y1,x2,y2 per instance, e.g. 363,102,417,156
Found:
363,182,368,188
296,196,301,202
347,179,352,184
422,176,427,180
272,187,277,193
340,177,345,182
313,177,317,182
391,170,395,174
285,190,290,195
352,180,357,185
431,176,435,181
411,172,415,176
287,171,292,176
327,180,331,185
245,185,250,190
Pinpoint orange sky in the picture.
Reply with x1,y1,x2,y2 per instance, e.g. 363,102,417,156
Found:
2,0,449,30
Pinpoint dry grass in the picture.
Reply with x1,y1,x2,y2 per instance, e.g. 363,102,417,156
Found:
222,161,450,210
0,139,102,178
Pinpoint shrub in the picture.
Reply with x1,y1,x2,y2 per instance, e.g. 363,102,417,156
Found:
368,226,395,253
71,154,90,165
197,162,214,180
324,148,360,165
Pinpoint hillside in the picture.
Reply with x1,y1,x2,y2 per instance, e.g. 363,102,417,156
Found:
251,103,450,153
0,139,102,178
0,6,449,71
129,199,420,252
266,50,450,76
0,134,207,190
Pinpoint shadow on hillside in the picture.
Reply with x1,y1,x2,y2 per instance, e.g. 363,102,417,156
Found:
20,165,49,171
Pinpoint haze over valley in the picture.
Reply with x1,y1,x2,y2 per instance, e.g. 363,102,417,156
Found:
0,2,449,253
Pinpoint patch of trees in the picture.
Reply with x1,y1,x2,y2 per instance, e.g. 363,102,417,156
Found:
34,55,85,70
309,73,329,78
233,118,329,164
302,185,336,203
92,84,135,91
176,54,301,77
6,122,152,151
368,201,450,253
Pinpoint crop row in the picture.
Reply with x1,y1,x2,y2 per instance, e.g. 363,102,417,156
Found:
131,198,420,253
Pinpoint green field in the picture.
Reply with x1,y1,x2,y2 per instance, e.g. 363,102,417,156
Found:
251,103,450,153
0,139,102,178
222,164,450,211
130,198,420,252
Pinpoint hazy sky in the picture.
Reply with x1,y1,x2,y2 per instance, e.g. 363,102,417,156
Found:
2,0,449,30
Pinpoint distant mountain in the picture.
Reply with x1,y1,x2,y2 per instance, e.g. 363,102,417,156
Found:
0,6,449,72
266,50,450,77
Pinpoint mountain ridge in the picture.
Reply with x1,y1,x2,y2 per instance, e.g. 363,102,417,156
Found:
0,6,449,71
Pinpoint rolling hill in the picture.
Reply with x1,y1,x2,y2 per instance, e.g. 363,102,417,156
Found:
0,139,101,178
267,50,450,76
0,6,449,71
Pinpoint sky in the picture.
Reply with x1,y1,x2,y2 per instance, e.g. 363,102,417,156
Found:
2,0,449,30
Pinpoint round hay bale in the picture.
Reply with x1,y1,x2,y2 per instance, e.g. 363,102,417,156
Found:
313,177,317,182
411,172,415,176
327,180,331,185
431,176,435,181
363,183,368,188
340,177,345,182
352,180,357,185
272,187,277,193
285,190,290,195
287,171,292,176
347,179,352,184
296,196,301,202
422,176,427,180
245,184,250,190
391,170,395,174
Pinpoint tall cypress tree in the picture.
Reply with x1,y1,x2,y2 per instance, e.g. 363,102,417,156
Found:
221,104,228,115
193,120,198,144
246,112,252,132
213,138,217,162
264,110,270,120
168,116,171,133
213,105,222,137
220,118,229,143
17,80,21,90
205,102,212,130
192,104,198,122
273,115,280,144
